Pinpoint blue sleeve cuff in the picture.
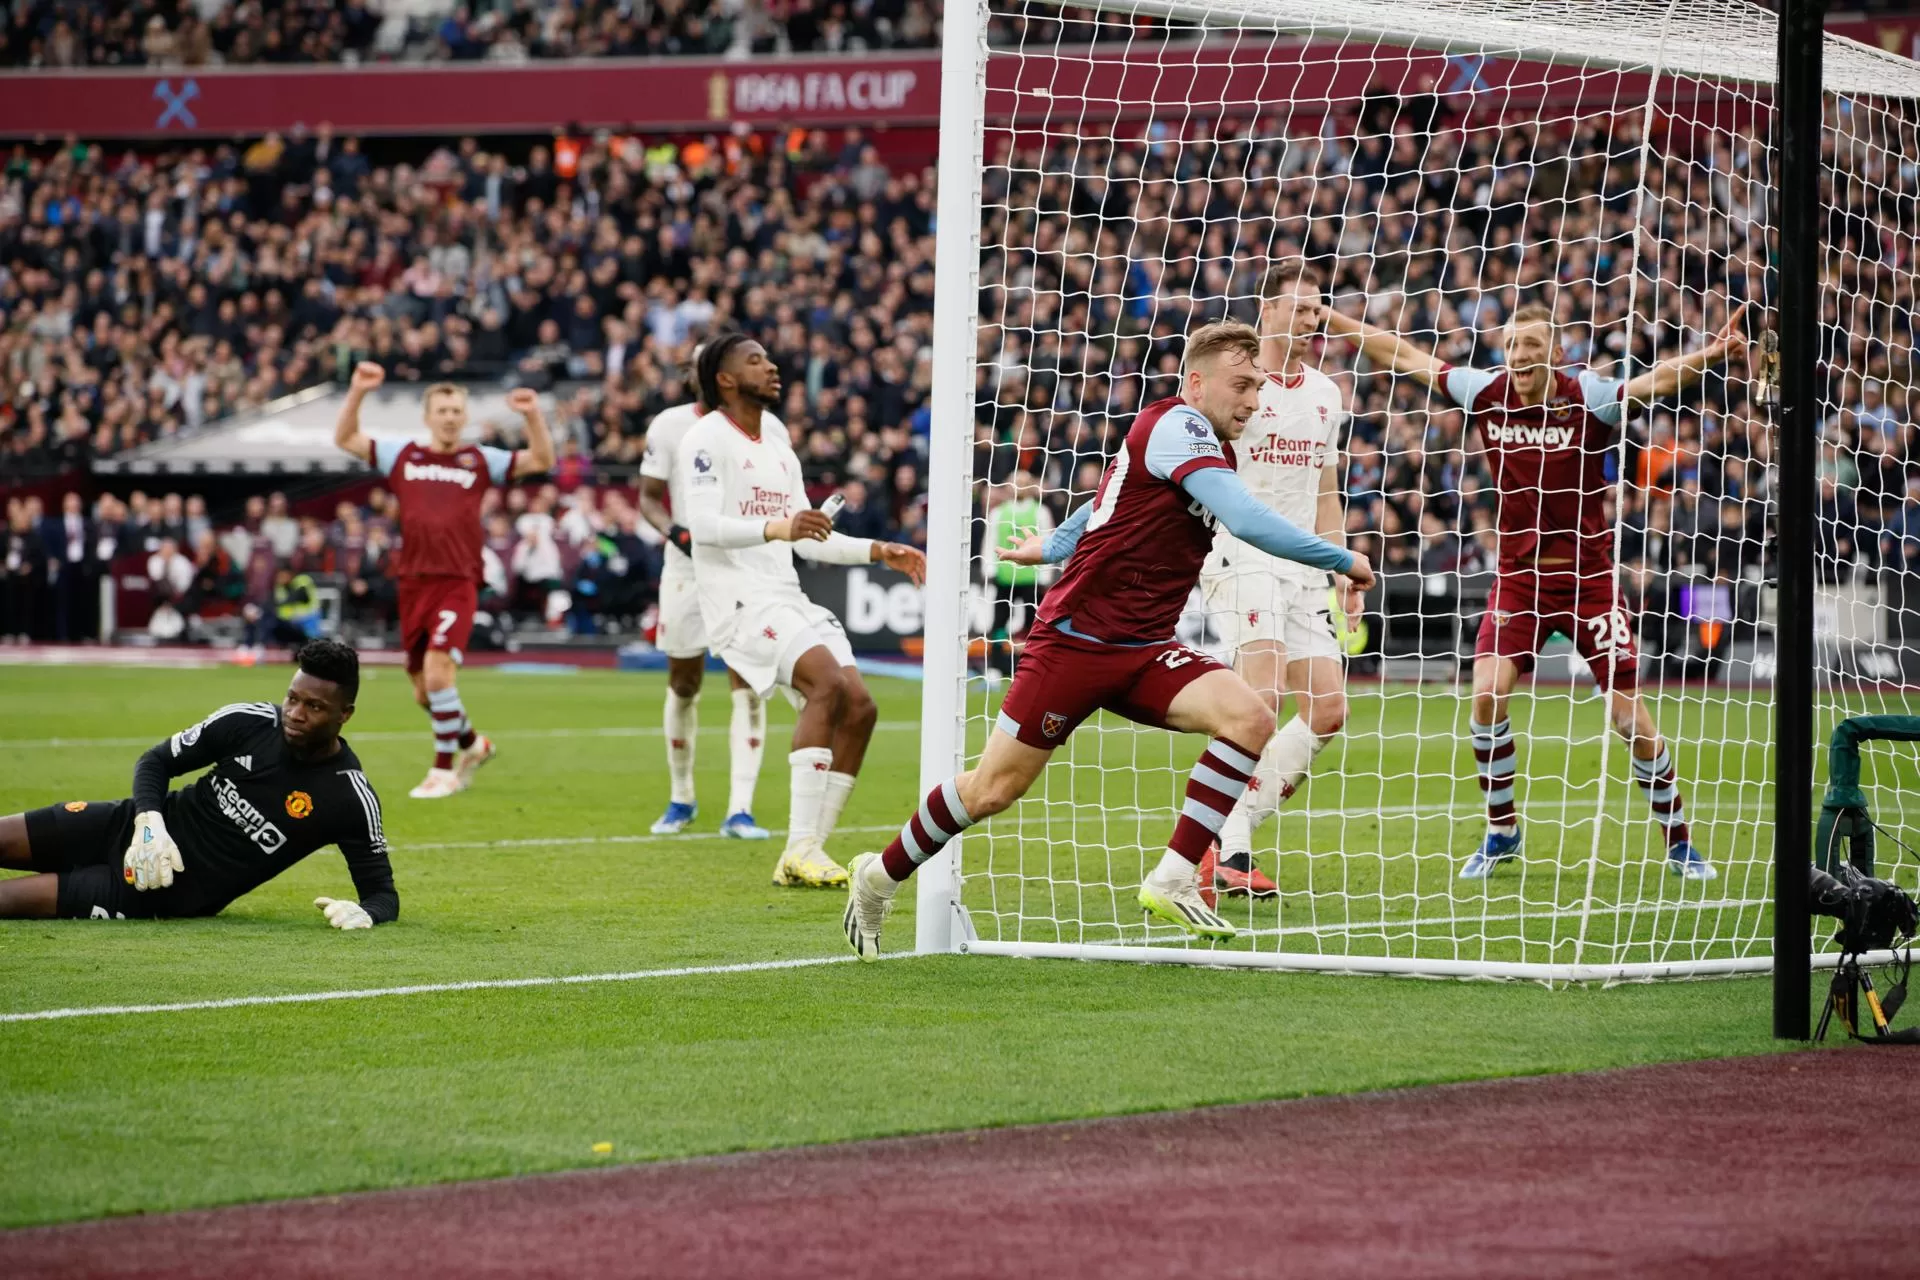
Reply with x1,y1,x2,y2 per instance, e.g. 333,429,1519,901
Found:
1181,468,1354,574
1043,502,1092,564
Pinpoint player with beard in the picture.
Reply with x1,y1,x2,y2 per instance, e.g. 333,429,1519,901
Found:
842,322,1374,959
0,639,395,927
1325,300,1746,880
637,348,776,840
679,332,926,888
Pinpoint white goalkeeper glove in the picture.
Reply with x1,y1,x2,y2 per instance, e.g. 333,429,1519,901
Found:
123,811,184,891
315,897,373,930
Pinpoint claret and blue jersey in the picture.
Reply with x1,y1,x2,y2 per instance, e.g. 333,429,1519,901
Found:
1037,397,1355,646
1438,365,1628,571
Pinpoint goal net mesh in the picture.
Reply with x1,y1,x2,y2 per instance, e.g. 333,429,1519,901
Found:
947,0,1920,977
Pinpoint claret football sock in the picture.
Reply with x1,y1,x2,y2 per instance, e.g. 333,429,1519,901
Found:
1632,747,1691,846
879,778,975,881
1168,737,1260,864
427,687,469,772
1471,718,1518,832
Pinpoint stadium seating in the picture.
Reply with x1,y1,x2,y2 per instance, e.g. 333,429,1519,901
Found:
0,5,1914,662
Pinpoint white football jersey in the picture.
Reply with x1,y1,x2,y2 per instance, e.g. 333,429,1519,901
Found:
1205,366,1347,585
641,402,787,568
678,409,862,644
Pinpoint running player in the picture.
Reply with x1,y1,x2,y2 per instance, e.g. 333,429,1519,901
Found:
843,322,1375,958
1324,300,1747,880
680,332,926,888
333,365,555,799
1198,260,1356,899
0,639,395,927
638,366,772,840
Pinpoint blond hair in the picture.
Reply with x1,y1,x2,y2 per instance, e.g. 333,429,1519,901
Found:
424,382,470,405
1184,321,1261,373
1507,302,1555,332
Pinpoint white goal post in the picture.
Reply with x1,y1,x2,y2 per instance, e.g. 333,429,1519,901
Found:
918,0,1920,979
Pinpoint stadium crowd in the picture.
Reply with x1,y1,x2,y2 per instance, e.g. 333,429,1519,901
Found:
0,479,691,645
0,119,937,522
975,94,1917,627
3,26,1918,651
0,0,946,67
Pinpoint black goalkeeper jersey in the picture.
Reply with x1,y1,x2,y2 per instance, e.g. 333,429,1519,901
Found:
131,701,396,920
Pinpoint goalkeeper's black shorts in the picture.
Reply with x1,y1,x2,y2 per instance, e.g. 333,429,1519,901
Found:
24,798,173,920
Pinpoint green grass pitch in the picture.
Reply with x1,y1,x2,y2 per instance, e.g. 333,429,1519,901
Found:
0,662,1818,1226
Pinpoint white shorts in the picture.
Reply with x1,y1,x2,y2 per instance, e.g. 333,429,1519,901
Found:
714,599,856,698
1199,569,1340,663
656,557,708,659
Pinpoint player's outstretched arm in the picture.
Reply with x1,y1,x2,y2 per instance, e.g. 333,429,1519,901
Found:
1323,308,1448,391
1622,303,1748,410
1002,500,1090,567
333,361,385,464
505,387,557,478
1183,468,1373,588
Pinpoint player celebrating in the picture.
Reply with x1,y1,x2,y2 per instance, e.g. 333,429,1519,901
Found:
638,367,773,840
334,365,555,799
0,639,395,927
843,322,1374,959
680,332,926,888
1198,260,1356,899
1324,300,1747,881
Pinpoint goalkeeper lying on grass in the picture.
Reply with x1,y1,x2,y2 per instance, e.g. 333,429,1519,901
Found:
0,638,396,928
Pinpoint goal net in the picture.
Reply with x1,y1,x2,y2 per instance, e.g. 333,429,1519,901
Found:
919,0,1920,979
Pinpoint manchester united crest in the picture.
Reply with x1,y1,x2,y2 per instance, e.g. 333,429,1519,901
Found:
64,801,87,813
285,791,314,820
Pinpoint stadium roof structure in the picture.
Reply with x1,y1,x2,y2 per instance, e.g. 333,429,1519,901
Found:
94,384,536,477
1101,0,1920,98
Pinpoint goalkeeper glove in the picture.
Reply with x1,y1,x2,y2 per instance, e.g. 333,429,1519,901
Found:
667,523,693,555
123,811,184,891
315,897,374,930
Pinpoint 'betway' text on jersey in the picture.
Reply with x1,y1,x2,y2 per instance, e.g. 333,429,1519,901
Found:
1440,364,1627,572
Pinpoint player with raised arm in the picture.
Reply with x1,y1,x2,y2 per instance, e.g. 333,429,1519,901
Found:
842,322,1375,959
0,639,395,928
1197,260,1357,900
680,332,927,888
1324,300,1747,881
334,365,555,799
637,358,772,840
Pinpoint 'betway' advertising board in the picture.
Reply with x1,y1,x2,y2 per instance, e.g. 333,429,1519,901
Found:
797,563,925,655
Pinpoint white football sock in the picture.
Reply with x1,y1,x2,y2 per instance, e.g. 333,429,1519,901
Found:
727,687,766,815
1148,849,1196,889
664,690,698,805
1217,807,1254,858
818,771,856,846
785,747,834,852
1231,717,1325,838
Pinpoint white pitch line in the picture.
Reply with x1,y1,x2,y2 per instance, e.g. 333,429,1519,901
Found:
408,822,899,852
0,722,923,751
0,953,900,1025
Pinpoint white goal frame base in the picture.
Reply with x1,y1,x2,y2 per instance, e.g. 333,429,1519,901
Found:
959,939,1907,985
